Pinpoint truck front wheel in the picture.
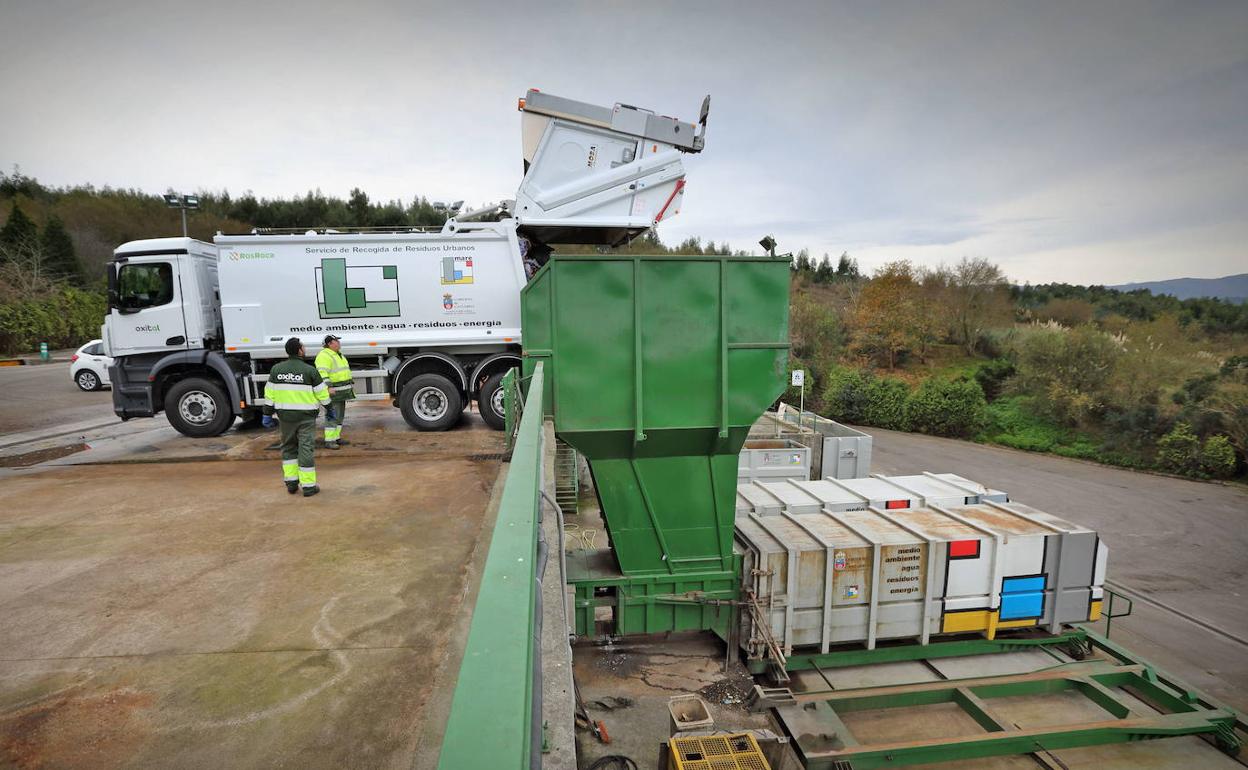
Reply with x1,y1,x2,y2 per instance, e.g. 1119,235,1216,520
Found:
399,374,462,431
478,372,509,431
165,377,233,437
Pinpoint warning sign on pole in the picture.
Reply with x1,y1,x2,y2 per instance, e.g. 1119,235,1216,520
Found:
791,370,805,387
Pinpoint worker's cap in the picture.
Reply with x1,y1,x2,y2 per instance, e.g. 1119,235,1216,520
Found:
285,337,303,356
323,334,341,345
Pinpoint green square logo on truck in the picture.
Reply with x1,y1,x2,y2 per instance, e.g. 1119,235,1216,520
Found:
315,258,400,318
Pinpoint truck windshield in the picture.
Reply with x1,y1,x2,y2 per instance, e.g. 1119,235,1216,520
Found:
116,262,174,310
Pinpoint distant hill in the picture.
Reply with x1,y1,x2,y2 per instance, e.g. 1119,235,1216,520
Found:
1110,274,1248,303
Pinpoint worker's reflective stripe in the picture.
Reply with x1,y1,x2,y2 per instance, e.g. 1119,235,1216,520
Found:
313,383,329,401
273,402,320,411
299,466,317,487
315,350,353,385
282,461,298,481
325,425,341,442
329,383,354,392
265,382,323,403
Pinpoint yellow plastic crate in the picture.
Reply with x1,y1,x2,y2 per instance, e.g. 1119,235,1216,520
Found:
667,732,770,770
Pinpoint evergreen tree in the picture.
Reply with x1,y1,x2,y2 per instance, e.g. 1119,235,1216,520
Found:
348,187,370,227
815,253,834,283
40,215,80,281
0,202,37,255
835,252,860,280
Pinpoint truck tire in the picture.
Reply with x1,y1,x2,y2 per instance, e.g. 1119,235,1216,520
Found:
164,377,234,437
399,374,462,431
478,371,509,431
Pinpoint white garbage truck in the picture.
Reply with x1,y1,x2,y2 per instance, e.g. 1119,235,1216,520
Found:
102,89,710,436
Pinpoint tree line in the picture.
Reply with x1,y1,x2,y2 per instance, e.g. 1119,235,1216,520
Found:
783,256,1247,479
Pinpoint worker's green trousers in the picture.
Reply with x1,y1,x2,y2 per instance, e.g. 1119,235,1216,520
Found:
277,410,318,488
324,399,347,443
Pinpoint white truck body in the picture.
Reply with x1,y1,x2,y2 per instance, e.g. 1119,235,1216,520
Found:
213,223,525,359
102,89,710,436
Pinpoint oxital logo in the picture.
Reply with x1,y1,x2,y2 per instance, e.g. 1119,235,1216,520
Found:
228,250,275,261
314,258,400,319
135,324,161,332
273,372,305,383
443,293,454,310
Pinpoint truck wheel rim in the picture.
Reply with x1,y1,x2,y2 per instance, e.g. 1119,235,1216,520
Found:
180,391,217,425
79,372,97,389
414,386,448,421
490,387,505,417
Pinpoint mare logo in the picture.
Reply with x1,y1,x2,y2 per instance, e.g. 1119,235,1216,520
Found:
228,250,275,261
135,324,161,332
315,258,400,319
440,255,473,285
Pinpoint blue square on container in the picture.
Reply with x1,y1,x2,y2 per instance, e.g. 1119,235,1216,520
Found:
1000,575,1045,621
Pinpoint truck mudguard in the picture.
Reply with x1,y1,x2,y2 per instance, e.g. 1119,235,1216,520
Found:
395,352,469,392
469,353,522,389
149,350,244,415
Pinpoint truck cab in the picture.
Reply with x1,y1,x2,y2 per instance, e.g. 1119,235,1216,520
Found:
104,238,237,432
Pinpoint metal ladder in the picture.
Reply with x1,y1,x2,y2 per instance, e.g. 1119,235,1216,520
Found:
554,438,579,515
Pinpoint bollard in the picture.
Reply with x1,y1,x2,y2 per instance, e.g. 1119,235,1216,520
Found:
39,342,49,362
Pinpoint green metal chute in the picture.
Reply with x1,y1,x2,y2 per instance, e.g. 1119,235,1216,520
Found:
522,253,789,578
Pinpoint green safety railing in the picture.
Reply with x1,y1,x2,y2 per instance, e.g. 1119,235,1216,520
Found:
437,362,546,770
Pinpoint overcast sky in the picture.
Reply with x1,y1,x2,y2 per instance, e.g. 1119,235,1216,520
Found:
1,0,1244,284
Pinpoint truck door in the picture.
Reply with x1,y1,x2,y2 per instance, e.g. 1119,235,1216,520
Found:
108,256,191,356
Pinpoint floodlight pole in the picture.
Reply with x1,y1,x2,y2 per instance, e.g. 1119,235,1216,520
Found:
181,208,188,237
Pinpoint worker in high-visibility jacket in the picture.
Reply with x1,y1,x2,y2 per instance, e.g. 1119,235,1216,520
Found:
264,337,331,497
315,334,355,449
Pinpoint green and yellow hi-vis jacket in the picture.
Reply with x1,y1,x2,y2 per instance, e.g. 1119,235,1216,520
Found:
264,356,330,414
315,347,356,401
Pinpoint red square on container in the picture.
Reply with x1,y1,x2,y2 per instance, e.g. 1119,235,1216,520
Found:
949,539,980,559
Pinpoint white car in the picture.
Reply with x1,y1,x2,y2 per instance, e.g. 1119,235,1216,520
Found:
71,339,112,391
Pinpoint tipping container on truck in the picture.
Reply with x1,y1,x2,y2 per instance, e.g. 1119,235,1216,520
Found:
101,88,710,437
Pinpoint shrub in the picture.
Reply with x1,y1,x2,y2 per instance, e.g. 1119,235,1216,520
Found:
821,366,872,423
0,287,106,355
1156,422,1201,476
906,378,987,438
1012,325,1120,426
973,358,1015,402
983,396,1063,449
863,377,910,430
1200,435,1237,479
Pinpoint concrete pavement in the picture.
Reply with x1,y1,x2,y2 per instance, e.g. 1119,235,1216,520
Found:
0,403,508,768
0,361,114,435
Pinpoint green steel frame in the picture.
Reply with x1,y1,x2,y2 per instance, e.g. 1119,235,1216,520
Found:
748,628,1092,676
568,558,741,638
773,625,1245,768
436,363,546,770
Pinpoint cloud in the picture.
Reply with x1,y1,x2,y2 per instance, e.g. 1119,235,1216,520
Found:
1,0,1244,284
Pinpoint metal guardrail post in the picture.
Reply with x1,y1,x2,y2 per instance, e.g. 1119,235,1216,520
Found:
437,363,546,770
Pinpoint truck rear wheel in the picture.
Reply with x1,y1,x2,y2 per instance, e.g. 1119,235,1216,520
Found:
399,374,462,431
165,377,234,437
479,371,509,431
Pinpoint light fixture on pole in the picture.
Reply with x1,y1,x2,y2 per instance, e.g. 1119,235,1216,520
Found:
164,193,200,237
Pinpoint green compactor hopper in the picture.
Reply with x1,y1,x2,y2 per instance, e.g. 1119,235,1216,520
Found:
521,253,790,636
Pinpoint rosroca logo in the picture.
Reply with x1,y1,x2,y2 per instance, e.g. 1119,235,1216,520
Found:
229,251,275,261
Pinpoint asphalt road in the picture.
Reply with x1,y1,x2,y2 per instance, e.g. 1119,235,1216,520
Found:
0,361,114,434
867,425,1248,711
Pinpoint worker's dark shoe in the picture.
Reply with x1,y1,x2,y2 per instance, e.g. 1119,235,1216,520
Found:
285,480,299,495
337,438,351,446
302,485,320,497
325,441,340,450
